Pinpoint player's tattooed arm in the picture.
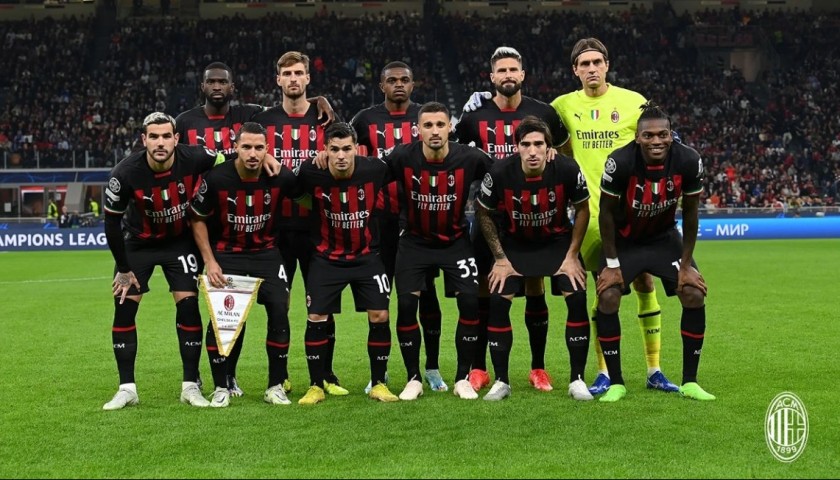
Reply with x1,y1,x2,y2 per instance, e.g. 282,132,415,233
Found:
479,203,520,294
476,204,505,261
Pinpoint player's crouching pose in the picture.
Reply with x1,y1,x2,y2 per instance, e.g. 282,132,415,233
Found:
594,102,715,403
475,116,593,401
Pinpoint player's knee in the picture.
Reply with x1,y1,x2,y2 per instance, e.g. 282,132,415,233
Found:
265,301,290,333
564,290,588,320
113,297,140,327
597,287,622,314
368,310,389,323
397,293,420,324
632,273,655,293
175,296,201,326
678,286,705,309
488,295,513,327
553,275,578,295
456,293,478,319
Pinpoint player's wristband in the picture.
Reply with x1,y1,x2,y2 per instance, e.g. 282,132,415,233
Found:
606,257,620,269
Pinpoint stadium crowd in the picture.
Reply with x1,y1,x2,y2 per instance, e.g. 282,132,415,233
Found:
1,7,839,212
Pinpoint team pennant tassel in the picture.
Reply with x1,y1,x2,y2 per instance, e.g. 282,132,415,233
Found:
199,274,263,357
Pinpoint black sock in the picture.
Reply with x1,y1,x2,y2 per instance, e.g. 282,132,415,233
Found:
396,293,422,382
265,302,290,388
324,315,338,383
175,296,203,382
304,320,328,387
112,298,139,385
525,294,549,370
419,291,442,370
595,309,624,385
454,294,479,380
205,323,228,389
564,292,590,382
681,306,706,384
487,295,513,384
473,296,490,371
368,321,391,385
226,322,246,381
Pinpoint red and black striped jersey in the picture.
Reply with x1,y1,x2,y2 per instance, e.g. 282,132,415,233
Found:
477,154,589,243
601,141,704,241
351,102,421,218
296,156,388,261
351,103,421,158
190,160,300,253
104,144,222,242
456,96,569,160
253,104,332,231
386,142,491,246
175,104,264,161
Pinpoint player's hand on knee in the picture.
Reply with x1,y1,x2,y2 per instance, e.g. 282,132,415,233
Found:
557,257,586,291
595,267,623,296
462,91,492,113
113,271,140,304
488,260,520,294
678,265,706,295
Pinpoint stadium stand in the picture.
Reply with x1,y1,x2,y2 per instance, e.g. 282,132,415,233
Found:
0,2,838,217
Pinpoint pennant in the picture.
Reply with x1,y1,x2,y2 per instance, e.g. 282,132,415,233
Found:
199,274,262,357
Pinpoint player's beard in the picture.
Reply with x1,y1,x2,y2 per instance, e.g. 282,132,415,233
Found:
283,88,305,100
206,93,232,109
495,81,522,98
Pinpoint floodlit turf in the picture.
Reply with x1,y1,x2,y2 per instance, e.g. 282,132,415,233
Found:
1,239,838,478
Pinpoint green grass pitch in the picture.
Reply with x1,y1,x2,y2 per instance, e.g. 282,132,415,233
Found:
0,239,837,478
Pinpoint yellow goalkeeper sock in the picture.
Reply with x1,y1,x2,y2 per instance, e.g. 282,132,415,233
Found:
636,289,662,375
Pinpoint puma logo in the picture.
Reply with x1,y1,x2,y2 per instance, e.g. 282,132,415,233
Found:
412,175,422,184
321,192,332,203
227,197,237,206
142,193,154,202
574,113,582,121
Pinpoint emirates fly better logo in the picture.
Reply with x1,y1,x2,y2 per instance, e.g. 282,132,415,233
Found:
765,392,808,462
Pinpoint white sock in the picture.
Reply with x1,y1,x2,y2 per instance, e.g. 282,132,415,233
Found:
182,381,198,390
647,367,661,377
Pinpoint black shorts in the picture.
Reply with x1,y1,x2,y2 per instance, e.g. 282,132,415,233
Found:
215,250,290,305
395,236,478,297
602,228,700,297
306,254,391,314
496,236,581,296
277,229,314,289
119,235,203,295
